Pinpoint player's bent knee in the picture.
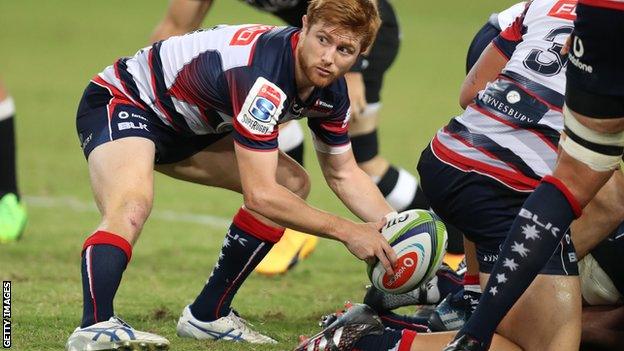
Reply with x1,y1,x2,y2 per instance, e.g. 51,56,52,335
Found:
103,196,153,239
561,106,624,172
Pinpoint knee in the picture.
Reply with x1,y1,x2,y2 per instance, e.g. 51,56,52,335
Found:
103,195,153,239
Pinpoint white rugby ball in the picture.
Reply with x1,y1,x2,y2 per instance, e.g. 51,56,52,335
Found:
367,209,448,294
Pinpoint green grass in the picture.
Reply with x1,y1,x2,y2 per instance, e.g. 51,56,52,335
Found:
0,1,515,349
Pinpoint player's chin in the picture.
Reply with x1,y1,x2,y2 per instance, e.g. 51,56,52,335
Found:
309,72,336,88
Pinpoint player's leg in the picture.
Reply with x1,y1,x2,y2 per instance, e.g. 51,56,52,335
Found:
487,272,582,351
67,82,170,351
156,134,308,342
0,79,27,243
278,120,305,166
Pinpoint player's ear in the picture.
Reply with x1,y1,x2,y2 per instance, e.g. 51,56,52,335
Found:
301,15,309,32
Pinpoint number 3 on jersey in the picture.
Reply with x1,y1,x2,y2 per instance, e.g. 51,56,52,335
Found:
230,25,275,46
523,26,573,76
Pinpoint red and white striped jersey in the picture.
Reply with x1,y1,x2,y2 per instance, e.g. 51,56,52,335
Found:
93,24,352,153
431,0,577,191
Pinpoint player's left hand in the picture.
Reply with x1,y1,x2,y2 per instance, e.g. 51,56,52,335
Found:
344,72,367,121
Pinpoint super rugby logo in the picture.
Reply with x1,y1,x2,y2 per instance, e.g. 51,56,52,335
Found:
238,78,286,135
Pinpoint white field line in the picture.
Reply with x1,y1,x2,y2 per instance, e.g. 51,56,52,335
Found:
24,195,231,228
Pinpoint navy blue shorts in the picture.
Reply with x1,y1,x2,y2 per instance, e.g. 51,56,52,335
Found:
566,3,624,118
417,145,578,275
76,81,228,164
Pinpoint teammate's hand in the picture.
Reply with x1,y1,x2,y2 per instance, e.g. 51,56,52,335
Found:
344,72,367,121
560,35,572,56
343,218,397,275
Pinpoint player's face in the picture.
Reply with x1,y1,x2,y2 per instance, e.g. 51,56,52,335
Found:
297,19,362,88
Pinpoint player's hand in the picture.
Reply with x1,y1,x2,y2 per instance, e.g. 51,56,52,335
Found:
344,72,367,122
343,218,397,275
560,35,572,56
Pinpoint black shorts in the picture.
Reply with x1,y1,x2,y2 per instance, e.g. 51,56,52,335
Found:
565,2,624,118
76,82,228,164
360,0,400,104
417,145,578,275
465,14,501,74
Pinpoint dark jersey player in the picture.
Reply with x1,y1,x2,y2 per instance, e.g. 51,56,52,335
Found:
151,0,464,276
65,1,400,350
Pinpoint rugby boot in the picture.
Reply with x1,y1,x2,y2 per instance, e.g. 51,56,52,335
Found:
294,303,383,351
0,193,27,243
363,263,463,312
443,334,489,351
65,316,169,351
176,305,277,343
428,289,481,332
255,229,317,275
443,253,465,272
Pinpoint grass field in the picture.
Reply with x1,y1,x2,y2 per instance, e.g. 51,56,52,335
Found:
0,1,515,350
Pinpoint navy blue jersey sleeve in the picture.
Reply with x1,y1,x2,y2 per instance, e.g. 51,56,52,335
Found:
307,97,352,154
225,68,287,151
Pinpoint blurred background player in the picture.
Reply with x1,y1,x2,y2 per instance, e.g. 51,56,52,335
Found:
151,0,461,275
447,0,624,349
0,78,27,243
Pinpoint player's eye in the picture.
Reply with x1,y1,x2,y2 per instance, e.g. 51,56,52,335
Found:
338,46,355,55
317,35,328,44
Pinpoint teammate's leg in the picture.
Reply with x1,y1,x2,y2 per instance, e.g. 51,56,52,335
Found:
156,135,309,342
278,120,305,166
0,79,27,243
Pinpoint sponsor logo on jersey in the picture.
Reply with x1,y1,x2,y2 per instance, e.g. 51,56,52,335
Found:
79,133,93,150
569,36,594,73
479,92,534,123
548,0,577,21
311,99,334,112
118,121,150,132
237,77,286,135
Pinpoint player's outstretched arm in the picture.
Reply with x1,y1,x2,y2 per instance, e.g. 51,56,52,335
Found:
234,143,397,273
150,0,213,42
316,148,394,223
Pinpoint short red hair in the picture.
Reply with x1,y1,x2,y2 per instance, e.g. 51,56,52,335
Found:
306,0,381,53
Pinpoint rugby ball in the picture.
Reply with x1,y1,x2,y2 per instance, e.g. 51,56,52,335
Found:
368,209,448,294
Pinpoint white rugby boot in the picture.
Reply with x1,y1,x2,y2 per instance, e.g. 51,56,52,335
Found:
176,305,277,344
65,316,169,351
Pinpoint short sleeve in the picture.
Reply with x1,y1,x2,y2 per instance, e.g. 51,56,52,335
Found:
307,99,352,154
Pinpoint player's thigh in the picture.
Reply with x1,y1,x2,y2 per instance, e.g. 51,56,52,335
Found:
155,134,310,197
490,273,582,351
88,137,156,219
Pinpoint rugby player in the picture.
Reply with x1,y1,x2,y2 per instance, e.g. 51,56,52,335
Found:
65,1,399,350
150,0,457,275
447,0,624,348
0,79,27,243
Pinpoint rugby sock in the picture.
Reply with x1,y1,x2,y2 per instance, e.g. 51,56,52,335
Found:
278,120,305,166
0,97,18,198
353,328,416,351
190,208,283,321
462,274,481,315
435,267,464,298
458,176,581,344
376,166,429,212
80,231,132,328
